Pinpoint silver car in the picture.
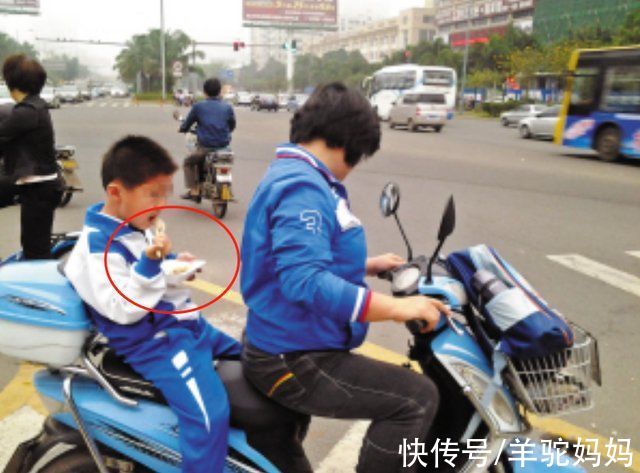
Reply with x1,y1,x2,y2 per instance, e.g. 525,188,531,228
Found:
389,92,448,132
0,84,14,106
500,104,547,127
40,86,60,109
518,105,560,140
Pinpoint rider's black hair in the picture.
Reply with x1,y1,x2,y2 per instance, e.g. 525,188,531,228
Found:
203,78,222,98
2,54,47,95
290,82,381,168
101,136,178,189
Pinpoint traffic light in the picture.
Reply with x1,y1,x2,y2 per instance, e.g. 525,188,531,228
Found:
282,40,298,52
291,40,297,52
233,41,245,52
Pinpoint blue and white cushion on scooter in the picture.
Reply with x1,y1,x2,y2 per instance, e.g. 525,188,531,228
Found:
447,244,574,359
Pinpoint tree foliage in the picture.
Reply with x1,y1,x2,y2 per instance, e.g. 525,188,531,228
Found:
115,29,202,92
0,31,37,65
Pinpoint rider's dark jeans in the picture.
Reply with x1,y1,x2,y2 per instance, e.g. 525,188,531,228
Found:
18,179,62,259
242,343,439,473
183,150,207,189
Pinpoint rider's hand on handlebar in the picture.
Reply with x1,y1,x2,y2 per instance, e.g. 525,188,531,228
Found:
390,296,451,333
367,253,406,277
146,234,172,260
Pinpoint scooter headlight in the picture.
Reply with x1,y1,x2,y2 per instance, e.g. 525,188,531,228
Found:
449,361,521,433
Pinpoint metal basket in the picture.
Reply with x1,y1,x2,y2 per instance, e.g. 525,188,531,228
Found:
504,324,601,416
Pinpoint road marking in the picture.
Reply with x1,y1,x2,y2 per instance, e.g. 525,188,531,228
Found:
0,363,46,419
627,251,640,260
111,103,118,108
86,102,95,108
184,279,244,306
99,102,107,108
316,421,368,473
124,103,131,108
548,254,640,298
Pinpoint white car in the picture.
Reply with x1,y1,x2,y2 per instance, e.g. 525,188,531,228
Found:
40,86,60,109
110,86,129,98
389,92,448,132
236,91,253,106
500,104,547,127
518,105,560,140
0,84,14,106
57,85,82,103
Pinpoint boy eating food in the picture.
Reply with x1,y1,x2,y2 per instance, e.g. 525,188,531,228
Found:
65,135,241,473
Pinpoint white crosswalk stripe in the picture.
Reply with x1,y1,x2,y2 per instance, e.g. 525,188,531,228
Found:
627,251,640,260
548,253,640,298
316,421,368,472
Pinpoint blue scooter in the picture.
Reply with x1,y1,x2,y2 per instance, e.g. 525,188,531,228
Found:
0,183,600,472
0,235,307,472
372,182,600,472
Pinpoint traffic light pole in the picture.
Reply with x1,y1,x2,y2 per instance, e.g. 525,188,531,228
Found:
160,0,166,101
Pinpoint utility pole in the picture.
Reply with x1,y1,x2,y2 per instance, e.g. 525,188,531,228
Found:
160,0,166,101
286,30,294,94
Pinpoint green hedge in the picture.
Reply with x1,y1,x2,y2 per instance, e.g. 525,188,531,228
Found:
481,99,536,117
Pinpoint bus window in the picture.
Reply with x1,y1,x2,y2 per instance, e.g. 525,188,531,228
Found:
569,67,599,114
416,93,446,104
602,66,640,113
423,71,453,86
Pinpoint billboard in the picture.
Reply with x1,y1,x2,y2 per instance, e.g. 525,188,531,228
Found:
243,0,337,27
436,0,533,25
0,0,39,14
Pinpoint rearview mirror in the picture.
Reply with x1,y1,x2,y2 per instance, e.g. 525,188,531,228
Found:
437,196,455,242
379,182,400,217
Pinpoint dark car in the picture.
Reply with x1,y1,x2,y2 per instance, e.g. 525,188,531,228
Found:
250,94,279,112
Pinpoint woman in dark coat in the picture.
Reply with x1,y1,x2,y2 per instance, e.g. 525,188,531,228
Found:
0,55,62,259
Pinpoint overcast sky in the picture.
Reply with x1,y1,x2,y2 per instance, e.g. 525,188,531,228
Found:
1,0,425,77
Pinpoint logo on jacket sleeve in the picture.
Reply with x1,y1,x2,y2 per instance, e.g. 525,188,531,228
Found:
300,210,322,234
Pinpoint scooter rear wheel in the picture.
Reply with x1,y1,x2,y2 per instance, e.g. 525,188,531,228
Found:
213,202,228,219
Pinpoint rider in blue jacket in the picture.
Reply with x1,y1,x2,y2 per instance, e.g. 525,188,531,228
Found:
179,78,235,202
241,82,449,473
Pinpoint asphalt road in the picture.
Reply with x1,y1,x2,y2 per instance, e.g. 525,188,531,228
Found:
0,99,639,470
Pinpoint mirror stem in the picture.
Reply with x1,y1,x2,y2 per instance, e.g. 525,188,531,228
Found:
426,239,445,283
393,213,413,262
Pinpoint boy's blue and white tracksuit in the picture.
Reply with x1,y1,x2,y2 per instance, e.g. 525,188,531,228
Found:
65,203,241,473
241,143,372,355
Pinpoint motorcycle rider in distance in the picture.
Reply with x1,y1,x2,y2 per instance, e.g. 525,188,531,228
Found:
179,78,235,202
240,82,450,472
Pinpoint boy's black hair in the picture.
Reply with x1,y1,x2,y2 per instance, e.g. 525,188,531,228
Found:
101,136,178,189
290,82,381,167
203,78,221,97
2,54,47,96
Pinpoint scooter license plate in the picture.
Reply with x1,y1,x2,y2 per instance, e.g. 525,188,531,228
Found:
216,174,232,184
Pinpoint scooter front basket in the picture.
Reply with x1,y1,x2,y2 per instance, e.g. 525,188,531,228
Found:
504,324,601,416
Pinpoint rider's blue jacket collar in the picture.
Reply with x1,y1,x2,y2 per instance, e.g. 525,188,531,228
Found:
275,143,339,185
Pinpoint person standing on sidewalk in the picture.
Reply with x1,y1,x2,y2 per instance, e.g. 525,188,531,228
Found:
240,82,448,473
0,54,62,259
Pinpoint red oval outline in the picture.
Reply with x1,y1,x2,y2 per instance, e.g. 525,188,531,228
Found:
103,205,240,315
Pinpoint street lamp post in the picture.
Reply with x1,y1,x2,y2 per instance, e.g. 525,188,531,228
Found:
459,0,473,113
160,0,166,102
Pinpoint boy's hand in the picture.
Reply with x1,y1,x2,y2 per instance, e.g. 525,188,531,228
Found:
366,253,406,276
146,234,172,260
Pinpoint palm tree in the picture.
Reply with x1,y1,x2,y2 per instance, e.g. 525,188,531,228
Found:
115,29,203,92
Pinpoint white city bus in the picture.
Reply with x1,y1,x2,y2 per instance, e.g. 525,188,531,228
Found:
363,64,457,120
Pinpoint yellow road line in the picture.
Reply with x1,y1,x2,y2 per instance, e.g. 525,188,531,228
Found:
0,363,47,419
185,279,244,306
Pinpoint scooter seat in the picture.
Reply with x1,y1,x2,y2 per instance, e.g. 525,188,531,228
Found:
89,343,302,430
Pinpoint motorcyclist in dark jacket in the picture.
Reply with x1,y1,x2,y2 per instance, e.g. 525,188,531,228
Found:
0,54,62,259
179,78,236,202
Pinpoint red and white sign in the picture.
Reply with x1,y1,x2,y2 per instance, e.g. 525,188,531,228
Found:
243,0,337,26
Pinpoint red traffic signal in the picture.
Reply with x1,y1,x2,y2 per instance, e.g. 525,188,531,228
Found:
233,41,245,52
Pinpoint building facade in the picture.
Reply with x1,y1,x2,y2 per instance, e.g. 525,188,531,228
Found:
301,8,437,63
434,0,535,47
534,0,640,42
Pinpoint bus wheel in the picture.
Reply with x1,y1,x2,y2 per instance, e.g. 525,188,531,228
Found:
408,119,418,132
595,126,621,162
